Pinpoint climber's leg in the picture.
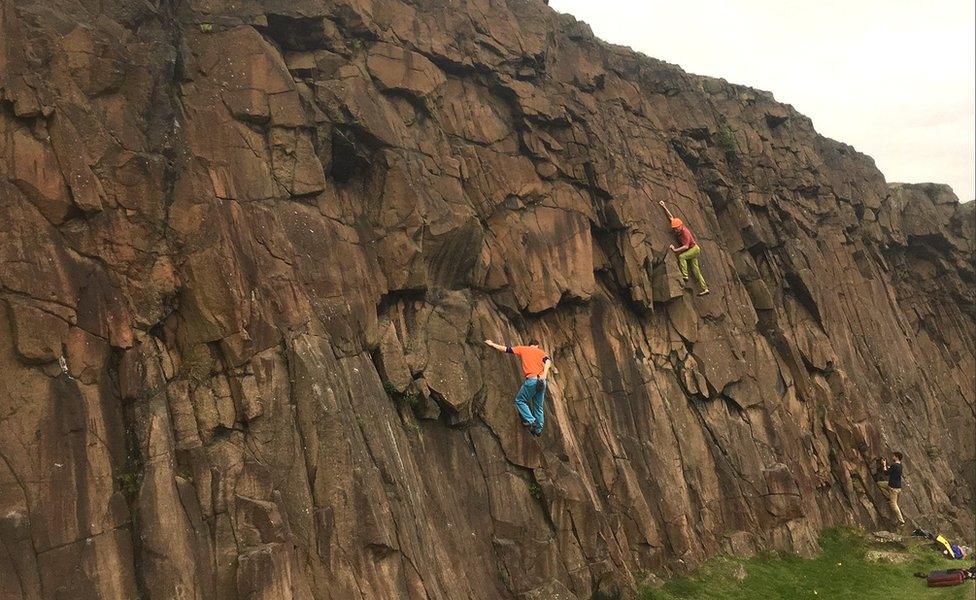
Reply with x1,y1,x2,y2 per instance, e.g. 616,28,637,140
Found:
677,247,693,280
877,481,890,504
888,487,905,525
877,482,903,524
679,246,708,293
514,378,537,426
531,379,547,433
678,245,700,281
690,256,708,291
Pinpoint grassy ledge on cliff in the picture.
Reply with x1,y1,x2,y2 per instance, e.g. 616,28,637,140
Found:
641,527,974,600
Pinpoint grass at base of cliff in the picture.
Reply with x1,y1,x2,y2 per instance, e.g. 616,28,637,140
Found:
640,527,973,600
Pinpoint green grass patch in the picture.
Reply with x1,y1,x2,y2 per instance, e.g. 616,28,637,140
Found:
382,380,423,407
527,482,544,500
715,125,737,156
640,527,973,600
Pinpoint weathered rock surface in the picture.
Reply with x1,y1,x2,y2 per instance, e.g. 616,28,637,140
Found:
1,1,973,598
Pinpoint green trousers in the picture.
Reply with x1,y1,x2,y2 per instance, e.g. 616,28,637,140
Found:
679,245,708,290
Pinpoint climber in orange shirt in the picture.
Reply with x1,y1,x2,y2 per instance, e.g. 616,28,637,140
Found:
659,200,710,296
484,338,552,436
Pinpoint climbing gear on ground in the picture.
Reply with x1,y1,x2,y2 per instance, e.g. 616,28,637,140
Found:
935,534,965,559
926,569,968,587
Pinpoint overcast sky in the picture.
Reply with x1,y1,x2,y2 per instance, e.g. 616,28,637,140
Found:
548,0,976,201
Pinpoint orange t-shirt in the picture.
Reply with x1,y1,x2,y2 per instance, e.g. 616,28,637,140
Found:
509,345,549,378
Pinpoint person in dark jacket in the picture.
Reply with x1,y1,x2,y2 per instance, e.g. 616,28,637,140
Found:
879,451,906,525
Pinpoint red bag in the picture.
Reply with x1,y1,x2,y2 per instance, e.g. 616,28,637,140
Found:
926,569,966,587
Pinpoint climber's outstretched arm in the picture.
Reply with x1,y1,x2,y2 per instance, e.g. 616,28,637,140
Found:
661,201,688,252
484,339,508,352
658,200,675,220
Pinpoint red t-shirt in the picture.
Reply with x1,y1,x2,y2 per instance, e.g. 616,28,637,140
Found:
675,225,697,249
508,345,550,378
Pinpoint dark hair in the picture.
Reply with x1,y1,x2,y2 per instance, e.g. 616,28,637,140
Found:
893,451,903,461
528,339,539,346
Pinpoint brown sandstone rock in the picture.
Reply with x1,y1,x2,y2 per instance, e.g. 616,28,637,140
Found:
0,1,973,599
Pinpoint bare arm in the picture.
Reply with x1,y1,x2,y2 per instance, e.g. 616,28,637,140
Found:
541,357,552,380
663,202,688,253
484,339,508,352
658,200,675,220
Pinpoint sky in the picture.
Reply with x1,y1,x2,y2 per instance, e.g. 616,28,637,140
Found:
548,0,976,201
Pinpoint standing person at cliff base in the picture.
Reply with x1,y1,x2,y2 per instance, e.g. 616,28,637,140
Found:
878,451,907,526
659,200,709,296
484,338,552,436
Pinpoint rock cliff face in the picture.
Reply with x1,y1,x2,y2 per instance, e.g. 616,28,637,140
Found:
1,0,973,598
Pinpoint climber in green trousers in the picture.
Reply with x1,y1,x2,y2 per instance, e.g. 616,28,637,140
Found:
659,200,709,296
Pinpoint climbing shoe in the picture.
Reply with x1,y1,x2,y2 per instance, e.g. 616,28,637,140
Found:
697,289,710,296
521,420,534,429
531,427,543,437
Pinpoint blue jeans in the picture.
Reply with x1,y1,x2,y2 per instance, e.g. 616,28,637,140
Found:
515,377,546,431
